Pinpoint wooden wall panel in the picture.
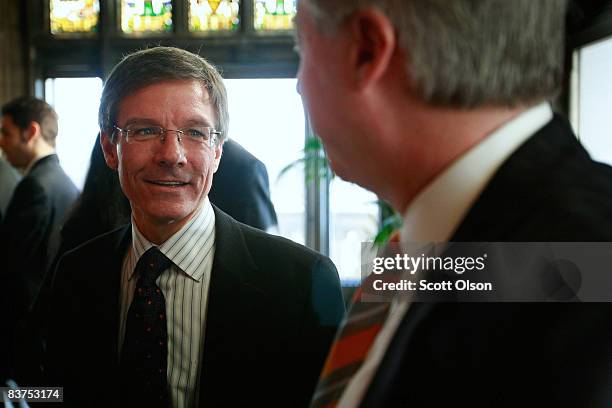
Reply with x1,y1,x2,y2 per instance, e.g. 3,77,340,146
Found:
0,0,27,105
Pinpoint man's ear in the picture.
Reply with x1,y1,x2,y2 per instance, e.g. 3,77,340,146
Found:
23,121,39,144
346,9,397,89
212,139,224,173
100,131,119,170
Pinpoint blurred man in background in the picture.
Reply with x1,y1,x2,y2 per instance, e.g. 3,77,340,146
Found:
0,97,78,380
209,138,278,232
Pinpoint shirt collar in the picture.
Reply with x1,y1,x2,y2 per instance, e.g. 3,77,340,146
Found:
129,198,216,282
400,102,553,245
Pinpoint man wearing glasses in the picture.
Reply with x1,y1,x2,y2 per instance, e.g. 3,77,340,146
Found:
45,46,344,407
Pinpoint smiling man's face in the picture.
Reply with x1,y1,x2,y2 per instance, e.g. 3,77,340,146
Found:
102,79,222,239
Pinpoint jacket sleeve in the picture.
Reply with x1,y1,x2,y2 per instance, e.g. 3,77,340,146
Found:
0,177,52,317
291,256,345,406
244,160,278,231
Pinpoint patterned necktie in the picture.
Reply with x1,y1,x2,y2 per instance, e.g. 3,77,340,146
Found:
310,234,400,408
120,247,172,406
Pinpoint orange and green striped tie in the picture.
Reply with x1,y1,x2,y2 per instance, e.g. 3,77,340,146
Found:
310,234,399,408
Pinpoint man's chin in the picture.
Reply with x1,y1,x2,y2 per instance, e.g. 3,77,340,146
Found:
152,211,194,226
331,161,380,196
138,206,196,227
329,159,355,183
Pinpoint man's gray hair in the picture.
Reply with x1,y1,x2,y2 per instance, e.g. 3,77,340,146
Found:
304,0,568,107
99,46,229,141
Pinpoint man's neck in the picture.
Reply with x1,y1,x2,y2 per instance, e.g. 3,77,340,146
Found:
132,204,203,245
373,95,530,214
134,219,188,246
25,144,56,173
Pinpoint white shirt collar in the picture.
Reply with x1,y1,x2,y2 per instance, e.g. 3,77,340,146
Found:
400,102,553,244
130,198,216,281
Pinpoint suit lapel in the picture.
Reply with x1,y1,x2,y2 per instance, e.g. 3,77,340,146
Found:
89,225,131,366
199,206,272,401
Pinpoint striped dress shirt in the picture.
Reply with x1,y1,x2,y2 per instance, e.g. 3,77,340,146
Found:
119,199,216,408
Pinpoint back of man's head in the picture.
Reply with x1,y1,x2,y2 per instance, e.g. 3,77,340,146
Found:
303,0,568,108
1,97,59,147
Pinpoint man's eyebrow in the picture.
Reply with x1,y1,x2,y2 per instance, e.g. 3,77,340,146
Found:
181,117,213,127
123,118,159,126
121,117,213,127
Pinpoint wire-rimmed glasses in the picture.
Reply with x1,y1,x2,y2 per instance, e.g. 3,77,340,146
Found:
113,124,220,148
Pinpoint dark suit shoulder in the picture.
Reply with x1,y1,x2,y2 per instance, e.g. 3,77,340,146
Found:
454,116,612,241
214,140,263,182
209,140,278,230
29,155,78,198
240,220,323,259
54,226,128,284
58,225,128,262
214,208,345,322
6,155,79,223
237,219,336,278
239,219,345,318
510,148,612,241
219,139,260,169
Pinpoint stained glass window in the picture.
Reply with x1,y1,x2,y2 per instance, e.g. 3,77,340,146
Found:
254,0,296,31
50,0,100,34
121,0,173,34
189,0,240,32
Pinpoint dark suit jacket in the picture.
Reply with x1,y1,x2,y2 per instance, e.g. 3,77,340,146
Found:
209,139,278,231
361,116,612,407
0,157,21,223
0,154,78,380
45,206,345,407
0,154,78,315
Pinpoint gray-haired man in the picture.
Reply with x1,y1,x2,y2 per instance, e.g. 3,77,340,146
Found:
295,1,612,407
45,46,345,407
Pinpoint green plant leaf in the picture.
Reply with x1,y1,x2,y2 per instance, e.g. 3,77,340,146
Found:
277,157,306,181
277,137,334,184
304,137,323,151
373,213,403,245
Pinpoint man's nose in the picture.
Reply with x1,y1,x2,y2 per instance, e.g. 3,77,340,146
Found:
155,131,187,167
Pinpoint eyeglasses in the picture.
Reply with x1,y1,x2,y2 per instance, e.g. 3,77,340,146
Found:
113,125,220,147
